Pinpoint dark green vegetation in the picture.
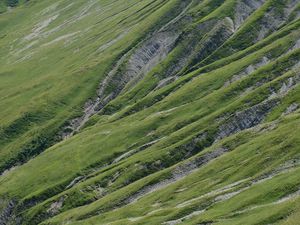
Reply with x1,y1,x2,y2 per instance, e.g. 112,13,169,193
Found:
0,0,300,224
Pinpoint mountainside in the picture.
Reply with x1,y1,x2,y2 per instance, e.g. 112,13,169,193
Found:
0,0,300,224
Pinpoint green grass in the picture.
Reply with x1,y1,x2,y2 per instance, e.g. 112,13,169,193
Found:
0,0,187,173
0,0,300,224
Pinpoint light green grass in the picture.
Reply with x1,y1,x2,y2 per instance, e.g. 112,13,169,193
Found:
0,0,300,224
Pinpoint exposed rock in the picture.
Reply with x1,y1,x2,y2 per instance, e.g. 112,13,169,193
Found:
224,56,270,87
282,103,299,116
155,76,178,90
97,30,129,53
24,14,59,41
215,99,278,142
276,188,300,203
287,38,300,53
279,77,296,94
232,188,300,216
233,0,265,30
93,186,106,198
214,190,243,202
47,197,65,215
112,138,162,164
163,210,206,225
2,1,300,224
185,17,235,73
269,73,300,100
65,176,85,190
123,147,229,205
170,158,300,224
253,158,300,184
256,1,298,41
0,199,16,225
41,31,80,47
61,29,180,139
121,31,179,91
108,171,121,187
172,147,229,180
176,178,249,208
165,19,217,76
0,166,17,177
60,52,129,139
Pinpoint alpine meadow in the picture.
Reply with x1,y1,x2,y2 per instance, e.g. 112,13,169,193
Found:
0,0,300,224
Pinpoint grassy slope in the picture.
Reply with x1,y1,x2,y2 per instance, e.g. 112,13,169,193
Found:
0,0,185,172
0,0,299,224
58,114,300,225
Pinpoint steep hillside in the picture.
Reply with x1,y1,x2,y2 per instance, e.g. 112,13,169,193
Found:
0,0,300,224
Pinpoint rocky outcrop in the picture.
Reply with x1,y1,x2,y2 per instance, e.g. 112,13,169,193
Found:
233,0,265,30
60,20,183,139
123,147,229,205
184,17,235,73
2,1,300,224
282,103,299,116
65,176,85,190
0,199,17,225
269,72,300,100
215,99,278,141
164,157,300,225
111,31,179,93
46,197,65,216
224,56,270,87
154,76,178,90
256,1,299,41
